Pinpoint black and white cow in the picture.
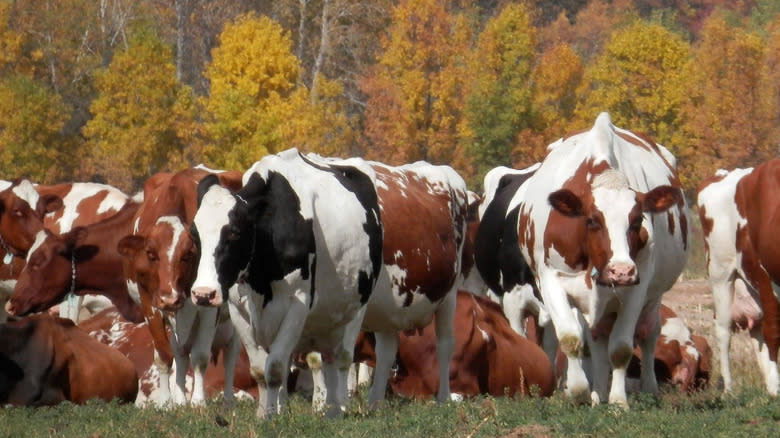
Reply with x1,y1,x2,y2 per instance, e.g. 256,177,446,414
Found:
189,149,382,417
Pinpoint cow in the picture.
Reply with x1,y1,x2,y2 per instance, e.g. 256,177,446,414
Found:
508,113,689,408
0,313,138,406
354,291,555,399
0,179,132,321
0,179,131,257
627,304,711,393
189,149,383,418
117,167,243,406
5,200,146,323
77,307,259,404
697,163,780,395
474,164,547,334
349,160,468,408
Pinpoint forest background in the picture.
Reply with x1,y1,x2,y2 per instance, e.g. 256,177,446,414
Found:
1,0,778,193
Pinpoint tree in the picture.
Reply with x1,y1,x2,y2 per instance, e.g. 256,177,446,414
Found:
81,28,197,191
679,13,776,187
202,13,306,171
360,0,471,169
463,3,537,180
575,20,691,154
0,75,70,182
514,42,585,168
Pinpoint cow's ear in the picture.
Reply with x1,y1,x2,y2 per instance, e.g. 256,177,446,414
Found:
216,170,244,193
117,235,145,258
241,173,267,211
639,186,682,213
196,174,220,207
36,194,62,218
548,189,584,217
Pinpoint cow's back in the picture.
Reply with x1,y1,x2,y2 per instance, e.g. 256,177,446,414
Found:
362,162,468,331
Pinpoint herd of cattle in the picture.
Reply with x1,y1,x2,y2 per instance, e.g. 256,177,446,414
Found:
0,112,777,416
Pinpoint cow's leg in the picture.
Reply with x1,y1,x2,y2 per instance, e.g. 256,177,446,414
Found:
502,285,530,336
227,285,269,416
188,306,220,405
171,305,198,405
434,290,456,403
368,331,399,407
152,348,174,407
321,308,365,417
585,327,609,405
638,311,661,395
263,298,308,418
711,276,735,392
221,327,241,406
749,327,780,396
605,299,646,409
539,272,589,403
306,352,326,412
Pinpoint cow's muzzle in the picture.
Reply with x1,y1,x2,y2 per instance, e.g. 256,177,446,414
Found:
190,286,222,307
598,262,639,287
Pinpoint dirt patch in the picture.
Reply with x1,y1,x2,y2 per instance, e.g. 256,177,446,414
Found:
499,424,553,438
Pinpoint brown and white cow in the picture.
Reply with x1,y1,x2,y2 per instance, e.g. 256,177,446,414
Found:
697,162,780,395
354,291,555,399
0,313,138,406
0,179,132,321
117,167,243,406
627,304,711,393
356,160,469,407
510,113,689,408
77,307,259,404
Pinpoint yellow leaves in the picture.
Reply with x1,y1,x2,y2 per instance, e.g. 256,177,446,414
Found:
0,75,69,182
82,30,196,192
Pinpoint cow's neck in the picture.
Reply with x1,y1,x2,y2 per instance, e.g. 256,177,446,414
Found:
72,202,143,322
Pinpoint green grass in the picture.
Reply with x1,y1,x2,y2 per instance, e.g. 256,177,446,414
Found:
2,386,778,438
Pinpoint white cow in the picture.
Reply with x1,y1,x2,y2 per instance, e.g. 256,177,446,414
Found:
510,113,689,408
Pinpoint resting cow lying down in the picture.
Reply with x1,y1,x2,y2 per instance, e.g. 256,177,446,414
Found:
627,304,712,392
78,307,258,405
0,314,138,406
354,291,555,399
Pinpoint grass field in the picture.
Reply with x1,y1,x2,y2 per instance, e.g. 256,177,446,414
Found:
2,279,779,437
1,385,778,437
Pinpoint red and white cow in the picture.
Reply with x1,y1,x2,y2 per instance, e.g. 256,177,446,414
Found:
356,160,468,407
627,304,712,392
0,179,131,321
354,291,555,399
510,113,689,407
117,167,243,406
78,307,259,404
190,149,384,418
697,163,780,395
0,313,138,406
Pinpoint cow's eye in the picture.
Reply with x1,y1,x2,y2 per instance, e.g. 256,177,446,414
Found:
585,217,601,230
12,209,23,217
146,250,158,261
226,228,240,241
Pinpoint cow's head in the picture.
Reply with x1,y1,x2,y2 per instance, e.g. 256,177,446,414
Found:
5,227,97,317
0,180,62,257
117,216,197,311
548,170,682,287
190,174,261,307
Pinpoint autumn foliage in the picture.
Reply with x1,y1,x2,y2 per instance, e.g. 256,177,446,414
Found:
0,0,778,192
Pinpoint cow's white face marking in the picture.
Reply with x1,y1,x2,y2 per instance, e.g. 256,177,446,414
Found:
126,279,141,305
25,231,48,263
157,216,185,280
592,185,636,266
11,180,39,211
191,186,236,293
